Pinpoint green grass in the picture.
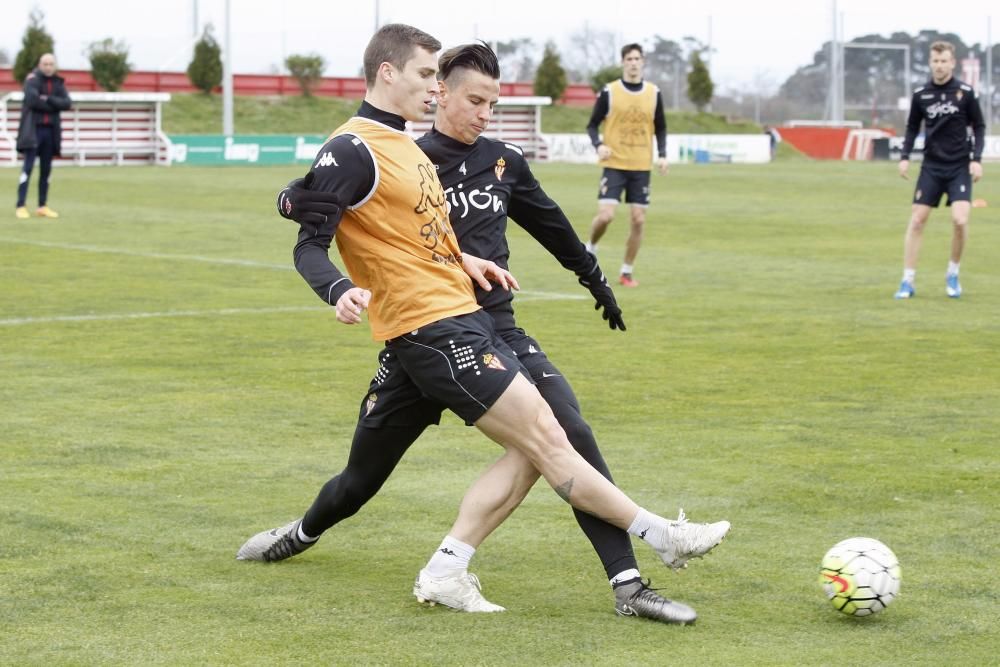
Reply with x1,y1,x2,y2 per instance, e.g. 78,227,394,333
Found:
540,104,762,134
163,93,359,135
161,93,762,136
2,161,998,665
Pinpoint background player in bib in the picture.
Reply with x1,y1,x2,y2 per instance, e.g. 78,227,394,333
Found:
585,44,668,288
895,40,985,300
239,30,728,623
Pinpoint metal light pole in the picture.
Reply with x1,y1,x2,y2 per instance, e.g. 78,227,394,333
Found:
827,0,840,121
987,17,994,135
223,0,233,137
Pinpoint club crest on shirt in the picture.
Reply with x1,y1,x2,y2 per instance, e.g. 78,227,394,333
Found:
365,393,377,416
956,90,963,101
483,353,507,371
494,157,506,181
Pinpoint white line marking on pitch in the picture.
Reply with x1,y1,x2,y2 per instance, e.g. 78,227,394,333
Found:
1,295,584,327
0,237,292,270
0,306,324,326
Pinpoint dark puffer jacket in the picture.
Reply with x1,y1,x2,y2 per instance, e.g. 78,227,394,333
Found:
16,68,72,155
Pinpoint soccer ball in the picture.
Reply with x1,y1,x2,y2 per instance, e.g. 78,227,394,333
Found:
819,537,901,616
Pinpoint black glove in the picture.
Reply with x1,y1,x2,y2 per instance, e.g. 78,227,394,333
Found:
277,177,342,227
577,264,626,331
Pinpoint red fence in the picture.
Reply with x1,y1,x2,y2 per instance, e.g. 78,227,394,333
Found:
0,68,595,106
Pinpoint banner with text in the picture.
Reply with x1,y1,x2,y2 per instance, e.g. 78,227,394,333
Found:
168,135,327,165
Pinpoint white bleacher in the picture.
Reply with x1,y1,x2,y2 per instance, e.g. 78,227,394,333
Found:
407,96,550,160
0,92,172,166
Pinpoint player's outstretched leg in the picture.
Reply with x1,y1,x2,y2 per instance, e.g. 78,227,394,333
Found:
615,579,697,625
413,568,505,613
632,508,731,570
236,519,316,562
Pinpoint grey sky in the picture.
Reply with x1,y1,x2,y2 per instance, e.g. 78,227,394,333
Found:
2,0,997,90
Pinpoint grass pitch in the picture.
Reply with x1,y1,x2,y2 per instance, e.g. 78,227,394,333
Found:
1,160,998,665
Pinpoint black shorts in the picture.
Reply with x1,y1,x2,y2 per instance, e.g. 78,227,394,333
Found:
495,326,563,382
354,346,444,429
598,168,651,206
386,310,530,425
913,161,972,207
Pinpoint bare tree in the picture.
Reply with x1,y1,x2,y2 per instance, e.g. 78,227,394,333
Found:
562,23,619,84
496,37,538,83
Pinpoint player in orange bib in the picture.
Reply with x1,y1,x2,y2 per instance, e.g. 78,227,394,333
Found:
585,43,669,288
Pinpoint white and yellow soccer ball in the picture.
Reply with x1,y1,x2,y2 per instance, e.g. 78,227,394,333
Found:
819,537,901,616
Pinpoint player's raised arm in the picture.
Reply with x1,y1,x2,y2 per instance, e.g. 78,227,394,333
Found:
507,159,625,331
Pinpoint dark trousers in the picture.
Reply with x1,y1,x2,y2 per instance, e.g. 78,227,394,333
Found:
17,125,55,208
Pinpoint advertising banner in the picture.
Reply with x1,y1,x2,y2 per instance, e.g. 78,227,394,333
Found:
168,135,327,165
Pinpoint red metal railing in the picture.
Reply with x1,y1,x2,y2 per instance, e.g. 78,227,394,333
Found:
0,68,595,106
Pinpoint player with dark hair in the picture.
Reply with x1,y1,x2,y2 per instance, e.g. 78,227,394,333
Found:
239,29,728,625
585,43,668,288
895,40,985,300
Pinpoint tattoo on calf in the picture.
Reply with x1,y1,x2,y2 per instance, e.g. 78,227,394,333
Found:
554,478,574,503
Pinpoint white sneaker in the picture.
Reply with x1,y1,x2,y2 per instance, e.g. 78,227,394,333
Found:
413,568,506,612
653,509,731,570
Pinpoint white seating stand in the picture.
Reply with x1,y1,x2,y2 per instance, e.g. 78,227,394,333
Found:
0,91,172,167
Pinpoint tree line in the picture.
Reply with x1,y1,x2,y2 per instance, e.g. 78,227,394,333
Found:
6,13,997,125
6,10,325,97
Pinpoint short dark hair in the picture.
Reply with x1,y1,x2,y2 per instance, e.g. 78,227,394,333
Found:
438,42,501,83
621,43,643,59
362,24,442,87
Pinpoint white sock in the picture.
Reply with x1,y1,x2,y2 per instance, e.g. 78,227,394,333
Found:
621,263,634,276
425,536,475,577
610,568,641,588
903,269,916,283
947,261,960,277
297,523,319,543
627,507,668,549
585,242,598,254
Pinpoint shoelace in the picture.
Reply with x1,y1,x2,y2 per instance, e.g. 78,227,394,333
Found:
628,580,674,611
263,532,300,561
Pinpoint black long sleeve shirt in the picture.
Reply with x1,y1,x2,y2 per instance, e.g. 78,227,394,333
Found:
291,101,385,307
901,77,985,164
416,128,596,329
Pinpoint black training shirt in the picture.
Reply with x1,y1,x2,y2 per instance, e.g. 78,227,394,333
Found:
416,128,596,328
901,77,985,164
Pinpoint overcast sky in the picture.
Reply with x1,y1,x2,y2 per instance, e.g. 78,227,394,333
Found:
2,0,997,90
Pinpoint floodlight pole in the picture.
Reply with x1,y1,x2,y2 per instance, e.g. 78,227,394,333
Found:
223,0,233,137
987,17,993,134
827,0,842,121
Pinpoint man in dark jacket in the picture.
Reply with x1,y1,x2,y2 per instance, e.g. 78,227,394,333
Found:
15,53,71,219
